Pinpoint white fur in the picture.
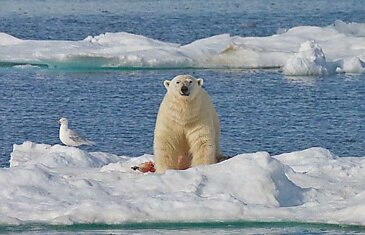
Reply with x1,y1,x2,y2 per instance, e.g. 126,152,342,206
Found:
154,75,221,173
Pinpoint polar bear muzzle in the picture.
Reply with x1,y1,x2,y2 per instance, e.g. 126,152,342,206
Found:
180,85,190,96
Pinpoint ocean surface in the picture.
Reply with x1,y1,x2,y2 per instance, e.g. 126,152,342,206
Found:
1,0,365,234
1,68,365,168
1,221,364,234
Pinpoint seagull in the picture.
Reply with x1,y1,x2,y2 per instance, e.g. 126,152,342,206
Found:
58,117,95,147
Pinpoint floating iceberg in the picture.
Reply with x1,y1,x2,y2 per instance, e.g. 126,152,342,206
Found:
0,141,364,226
283,40,332,76
0,20,365,74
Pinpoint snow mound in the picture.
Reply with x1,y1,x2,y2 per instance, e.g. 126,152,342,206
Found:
10,141,121,168
335,57,365,74
0,142,364,225
334,20,365,37
0,32,22,46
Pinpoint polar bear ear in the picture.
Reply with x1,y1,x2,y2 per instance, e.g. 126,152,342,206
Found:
197,78,204,87
163,80,170,90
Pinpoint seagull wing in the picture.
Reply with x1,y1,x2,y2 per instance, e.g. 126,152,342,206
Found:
68,129,92,144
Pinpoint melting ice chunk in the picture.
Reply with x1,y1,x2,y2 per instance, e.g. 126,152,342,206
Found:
283,40,333,76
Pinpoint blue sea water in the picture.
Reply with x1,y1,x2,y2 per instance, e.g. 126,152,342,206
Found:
1,0,365,233
1,68,365,168
1,221,364,234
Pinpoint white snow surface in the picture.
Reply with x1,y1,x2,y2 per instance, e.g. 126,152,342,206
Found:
1,20,365,75
0,141,364,225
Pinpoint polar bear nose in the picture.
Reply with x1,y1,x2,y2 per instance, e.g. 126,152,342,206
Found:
181,86,189,94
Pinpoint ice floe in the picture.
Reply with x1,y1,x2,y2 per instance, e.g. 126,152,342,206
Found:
0,141,364,225
0,20,365,75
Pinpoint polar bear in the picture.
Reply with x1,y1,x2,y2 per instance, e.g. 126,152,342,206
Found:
153,75,221,173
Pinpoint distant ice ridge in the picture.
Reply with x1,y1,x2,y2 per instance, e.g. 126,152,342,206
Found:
283,40,365,75
0,20,365,75
0,141,364,225
283,41,329,76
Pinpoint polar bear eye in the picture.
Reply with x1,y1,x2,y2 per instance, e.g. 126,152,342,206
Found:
176,81,180,84
189,80,192,84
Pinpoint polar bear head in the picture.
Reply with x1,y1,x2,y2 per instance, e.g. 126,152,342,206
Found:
163,75,204,100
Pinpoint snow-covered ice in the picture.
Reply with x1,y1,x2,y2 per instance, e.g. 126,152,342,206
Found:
283,41,332,76
0,141,364,225
1,20,365,75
